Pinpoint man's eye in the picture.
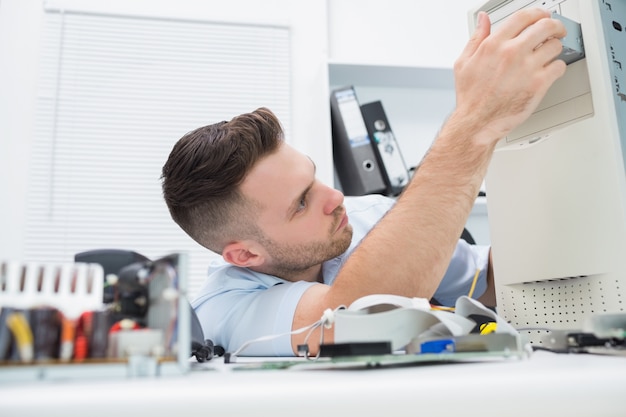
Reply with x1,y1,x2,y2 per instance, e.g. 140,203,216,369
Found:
296,197,307,212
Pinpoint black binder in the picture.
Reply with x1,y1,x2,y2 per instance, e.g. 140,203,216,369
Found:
360,100,410,196
330,86,386,196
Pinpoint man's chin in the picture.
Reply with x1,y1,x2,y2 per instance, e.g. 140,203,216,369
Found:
336,225,353,252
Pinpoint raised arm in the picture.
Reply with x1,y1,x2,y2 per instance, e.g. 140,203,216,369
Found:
293,8,567,353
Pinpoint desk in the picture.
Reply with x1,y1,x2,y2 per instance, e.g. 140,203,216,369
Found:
1,350,625,417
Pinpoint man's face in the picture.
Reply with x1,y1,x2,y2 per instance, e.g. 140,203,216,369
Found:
240,142,353,281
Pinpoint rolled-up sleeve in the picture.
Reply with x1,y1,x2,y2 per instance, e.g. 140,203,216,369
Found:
191,264,317,356
432,241,491,307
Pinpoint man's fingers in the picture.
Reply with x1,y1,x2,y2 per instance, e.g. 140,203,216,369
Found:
458,11,491,62
493,7,552,40
533,36,566,66
519,16,568,54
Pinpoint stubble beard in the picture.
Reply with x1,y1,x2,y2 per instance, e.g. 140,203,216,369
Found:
258,214,353,281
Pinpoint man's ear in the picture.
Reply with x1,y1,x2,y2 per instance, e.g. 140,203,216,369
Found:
222,241,265,267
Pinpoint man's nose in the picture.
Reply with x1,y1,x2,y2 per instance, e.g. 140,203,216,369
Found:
323,186,344,215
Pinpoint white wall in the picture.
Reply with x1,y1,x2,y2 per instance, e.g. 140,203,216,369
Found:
0,0,332,260
0,0,491,263
328,0,474,68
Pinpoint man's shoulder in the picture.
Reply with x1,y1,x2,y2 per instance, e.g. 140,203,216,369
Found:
190,259,286,306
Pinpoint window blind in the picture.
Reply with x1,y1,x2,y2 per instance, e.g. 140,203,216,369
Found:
26,10,291,298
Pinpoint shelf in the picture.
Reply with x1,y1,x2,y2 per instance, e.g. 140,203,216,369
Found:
328,62,454,90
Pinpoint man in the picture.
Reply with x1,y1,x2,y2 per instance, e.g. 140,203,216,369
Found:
161,8,567,356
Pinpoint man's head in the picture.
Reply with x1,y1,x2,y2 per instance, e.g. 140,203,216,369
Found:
162,108,353,281
161,107,281,254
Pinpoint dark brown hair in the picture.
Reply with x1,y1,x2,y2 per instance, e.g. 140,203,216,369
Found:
161,107,283,253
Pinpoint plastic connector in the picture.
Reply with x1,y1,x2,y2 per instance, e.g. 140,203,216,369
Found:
420,339,456,354
321,308,335,329
552,13,585,65
297,344,310,357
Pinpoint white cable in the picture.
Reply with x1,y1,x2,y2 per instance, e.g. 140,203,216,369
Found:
302,308,337,360
230,319,322,359
229,305,346,361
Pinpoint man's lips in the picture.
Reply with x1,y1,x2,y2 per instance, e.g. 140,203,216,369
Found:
335,212,349,233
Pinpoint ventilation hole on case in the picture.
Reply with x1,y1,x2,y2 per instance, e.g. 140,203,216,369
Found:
19,265,27,292
0,263,6,291
613,21,623,31
54,267,61,293
71,269,78,293
37,266,45,292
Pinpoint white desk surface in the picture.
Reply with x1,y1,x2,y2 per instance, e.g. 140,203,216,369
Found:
1,350,625,417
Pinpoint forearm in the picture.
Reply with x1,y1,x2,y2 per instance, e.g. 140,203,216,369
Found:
326,111,496,305
324,7,567,308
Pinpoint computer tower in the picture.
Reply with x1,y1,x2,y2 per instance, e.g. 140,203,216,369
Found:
469,0,626,345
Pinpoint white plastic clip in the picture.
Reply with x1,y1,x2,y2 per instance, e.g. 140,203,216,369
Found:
322,308,335,329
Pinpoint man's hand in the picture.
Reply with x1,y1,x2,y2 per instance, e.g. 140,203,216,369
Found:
453,8,567,145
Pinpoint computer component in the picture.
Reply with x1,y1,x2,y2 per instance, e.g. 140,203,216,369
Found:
0,253,195,380
468,0,626,346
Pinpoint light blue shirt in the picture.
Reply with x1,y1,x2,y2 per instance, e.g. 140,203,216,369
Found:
191,194,490,356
